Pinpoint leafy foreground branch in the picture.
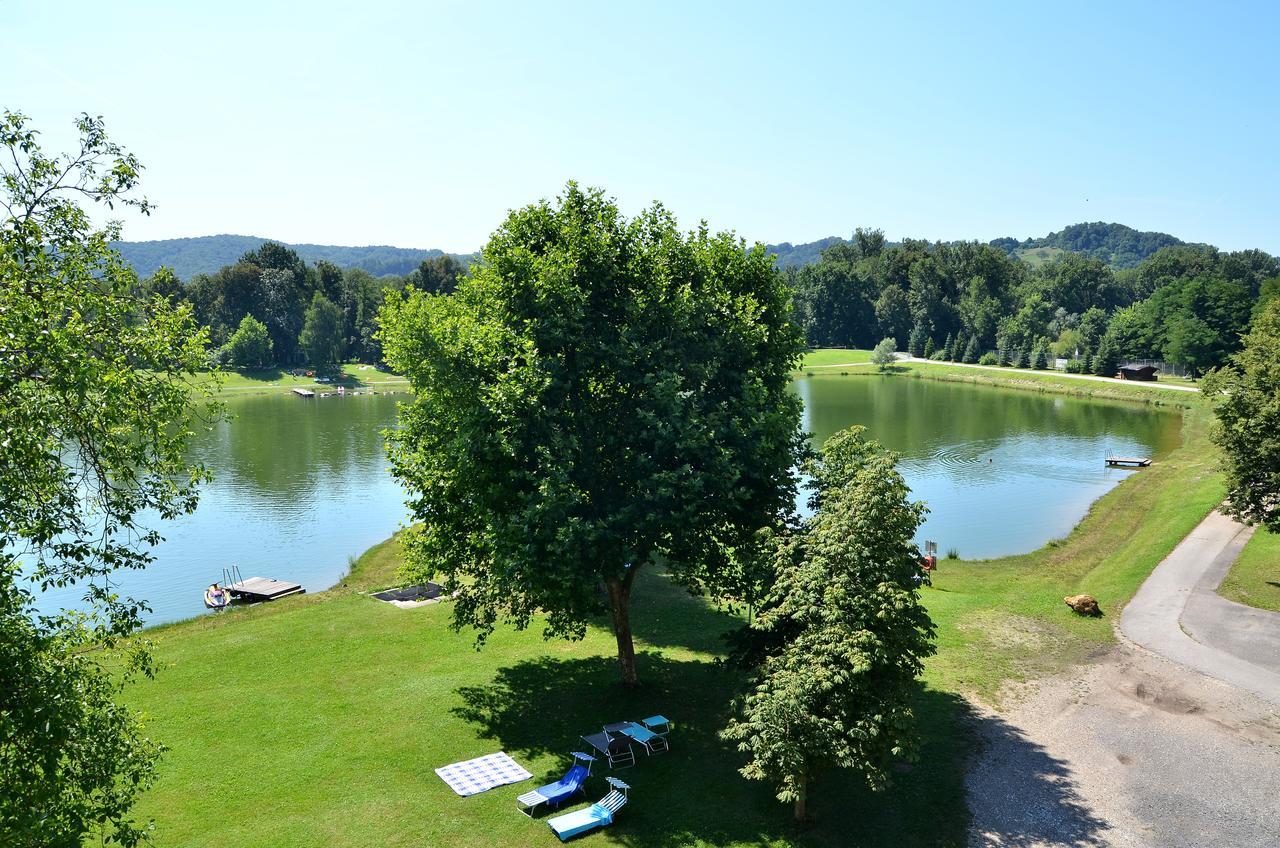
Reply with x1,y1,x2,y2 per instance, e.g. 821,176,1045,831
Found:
724,427,936,820
0,112,219,846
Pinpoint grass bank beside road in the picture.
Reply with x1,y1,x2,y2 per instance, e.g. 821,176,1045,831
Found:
1219,528,1280,613
799,349,1200,408
123,385,1221,846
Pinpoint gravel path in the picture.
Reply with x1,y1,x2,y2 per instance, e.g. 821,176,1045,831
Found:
966,644,1280,847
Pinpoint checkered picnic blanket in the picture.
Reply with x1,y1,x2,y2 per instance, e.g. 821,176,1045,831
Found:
435,751,532,797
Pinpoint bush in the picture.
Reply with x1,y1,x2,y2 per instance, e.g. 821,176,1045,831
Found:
978,352,999,366
929,349,949,361
1030,343,1048,370
221,314,273,368
871,337,897,369
1064,358,1087,374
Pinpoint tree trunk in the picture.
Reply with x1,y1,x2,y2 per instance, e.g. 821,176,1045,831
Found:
605,573,638,687
793,774,807,821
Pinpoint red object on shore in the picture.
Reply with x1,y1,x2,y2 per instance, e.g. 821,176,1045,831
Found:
921,555,937,571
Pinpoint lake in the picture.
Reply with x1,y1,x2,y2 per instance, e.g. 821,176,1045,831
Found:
31,375,1182,626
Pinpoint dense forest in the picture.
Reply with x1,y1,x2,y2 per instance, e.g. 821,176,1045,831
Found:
769,222,1184,272
136,242,465,368
990,222,1188,269
115,234,470,279
790,228,1279,376
145,223,1276,378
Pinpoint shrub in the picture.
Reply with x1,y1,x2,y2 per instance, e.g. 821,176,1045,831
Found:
1064,358,1086,374
978,352,999,366
929,349,949,361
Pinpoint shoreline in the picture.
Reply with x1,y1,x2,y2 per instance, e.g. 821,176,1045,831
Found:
149,363,1204,634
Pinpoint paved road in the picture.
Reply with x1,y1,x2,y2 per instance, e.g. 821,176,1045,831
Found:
1120,510,1280,704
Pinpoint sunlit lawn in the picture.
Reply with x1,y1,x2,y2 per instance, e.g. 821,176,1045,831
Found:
125,386,1220,847
194,363,409,393
1219,528,1280,612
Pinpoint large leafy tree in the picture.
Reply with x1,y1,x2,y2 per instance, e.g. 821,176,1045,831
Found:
1204,299,1280,532
379,183,804,685
299,291,344,367
723,427,935,820
0,112,218,846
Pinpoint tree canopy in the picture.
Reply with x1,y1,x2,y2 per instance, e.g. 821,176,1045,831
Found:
0,111,218,846
1205,298,1280,532
723,427,935,820
379,183,804,685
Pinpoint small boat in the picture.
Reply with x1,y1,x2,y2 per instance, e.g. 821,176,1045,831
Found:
204,584,231,611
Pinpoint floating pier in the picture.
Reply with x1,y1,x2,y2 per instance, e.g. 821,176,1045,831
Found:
292,388,316,398
226,576,306,602
1106,456,1151,468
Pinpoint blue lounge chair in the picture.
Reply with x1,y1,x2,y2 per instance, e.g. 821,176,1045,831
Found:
546,777,630,841
516,752,594,817
640,715,671,735
620,721,668,755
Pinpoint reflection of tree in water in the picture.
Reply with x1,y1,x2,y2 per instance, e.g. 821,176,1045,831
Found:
797,376,1181,458
193,393,401,499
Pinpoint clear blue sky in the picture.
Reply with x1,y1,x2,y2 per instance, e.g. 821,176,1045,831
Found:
4,1,1277,254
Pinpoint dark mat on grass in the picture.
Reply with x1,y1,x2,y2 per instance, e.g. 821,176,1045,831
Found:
372,583,443,602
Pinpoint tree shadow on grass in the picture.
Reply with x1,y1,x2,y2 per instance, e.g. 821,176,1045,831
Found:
456,650,1097,847
965,709,1113,847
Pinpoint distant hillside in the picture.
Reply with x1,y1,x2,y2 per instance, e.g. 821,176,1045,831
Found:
114,234,469,279
990,222,1186,269
768,222,1190,270
764,236,848,269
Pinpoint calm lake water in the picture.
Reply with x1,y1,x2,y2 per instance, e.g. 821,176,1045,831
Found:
31,375,1181,626
796,375,1182,558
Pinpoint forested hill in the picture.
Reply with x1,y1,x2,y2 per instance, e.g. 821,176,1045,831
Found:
990,222,1187,269
114,234,468,279
769,222,1188,270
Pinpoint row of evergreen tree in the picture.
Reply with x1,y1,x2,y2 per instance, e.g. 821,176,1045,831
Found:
905,321,1121,376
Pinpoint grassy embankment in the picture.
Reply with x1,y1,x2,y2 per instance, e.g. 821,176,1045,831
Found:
799,349,1201,402
123,355,1222,847
1219,529,1280,613
194,362,410,395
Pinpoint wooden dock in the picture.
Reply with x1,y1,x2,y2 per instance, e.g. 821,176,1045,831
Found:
227,576,306,601
1106,456,1151,468
292,388,315,398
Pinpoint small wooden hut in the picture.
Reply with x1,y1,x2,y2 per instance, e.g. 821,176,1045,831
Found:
1116,363,1159,381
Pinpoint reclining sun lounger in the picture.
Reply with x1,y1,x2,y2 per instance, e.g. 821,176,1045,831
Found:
516,752,594,817
546,777,630,841
581,729,635,769
619,721,668,755
640,714,671,735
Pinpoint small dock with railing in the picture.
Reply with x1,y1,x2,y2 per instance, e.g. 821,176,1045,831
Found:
292,388,315,398
221,566,305,603
1106,456,1151,468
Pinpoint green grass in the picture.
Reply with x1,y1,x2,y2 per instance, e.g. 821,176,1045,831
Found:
886,360,1200,407
1014,247,1066,267
195,363,410,394
121,382,1222,847
1219,528,1280,612
799,348,873,368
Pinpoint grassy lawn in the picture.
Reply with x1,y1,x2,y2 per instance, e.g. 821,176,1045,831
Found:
194,363,410,394
121,388,1222,846
799,348,874,368
1218,528,1280,612
886,360,1198,407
